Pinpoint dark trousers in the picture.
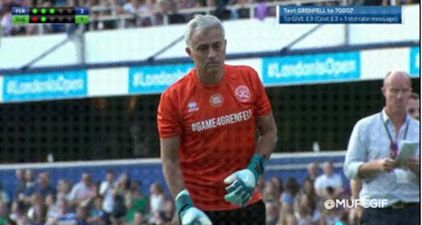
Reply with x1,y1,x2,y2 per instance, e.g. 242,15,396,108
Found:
360,207,420,225
204,200,266,225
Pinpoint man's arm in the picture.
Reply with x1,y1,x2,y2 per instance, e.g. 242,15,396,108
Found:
350,179,362,200
161,136,212,225
406,158,420,175
255,112,278,159
160,136,185,198
223,112,277,206
344,120,395,179
357,158,395,178
350,179,363,224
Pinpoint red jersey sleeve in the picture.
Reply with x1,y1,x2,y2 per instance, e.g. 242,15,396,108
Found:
157,89,182,138
250,68,272,116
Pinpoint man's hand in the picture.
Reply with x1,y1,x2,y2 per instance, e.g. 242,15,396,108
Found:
406,159,420,175
349,206,363,225
223,154,265,206
376,158,396,172
175,190,212,225
223,169,255,206
358,157,396,178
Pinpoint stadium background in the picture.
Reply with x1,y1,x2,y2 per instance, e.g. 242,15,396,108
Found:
0,1,420,225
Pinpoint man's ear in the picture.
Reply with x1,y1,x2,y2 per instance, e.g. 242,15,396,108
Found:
381,87,386,98
185,47,192,57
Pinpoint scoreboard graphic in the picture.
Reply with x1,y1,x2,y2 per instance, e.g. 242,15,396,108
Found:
12,7,89,24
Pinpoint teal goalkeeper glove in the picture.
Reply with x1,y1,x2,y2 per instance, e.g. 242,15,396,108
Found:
223,154,265,206
175,189,212,225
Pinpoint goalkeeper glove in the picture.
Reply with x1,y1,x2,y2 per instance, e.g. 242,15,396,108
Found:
175,189,212,225
223,154,265,206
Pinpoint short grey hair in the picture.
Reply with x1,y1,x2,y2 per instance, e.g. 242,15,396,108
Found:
185,14,225,47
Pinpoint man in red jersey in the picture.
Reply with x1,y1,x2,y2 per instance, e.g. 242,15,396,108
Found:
157,15,278,225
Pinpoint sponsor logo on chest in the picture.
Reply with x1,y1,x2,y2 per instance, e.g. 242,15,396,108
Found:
234,85,251,102
209,93,224,107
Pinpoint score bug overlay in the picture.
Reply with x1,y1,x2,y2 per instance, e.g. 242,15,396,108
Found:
12,7,90,25
278,6,401,24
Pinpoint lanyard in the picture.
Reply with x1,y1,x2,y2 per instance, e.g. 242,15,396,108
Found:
380,113,409,158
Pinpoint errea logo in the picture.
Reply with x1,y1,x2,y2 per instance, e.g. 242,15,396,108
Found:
187,101,199,112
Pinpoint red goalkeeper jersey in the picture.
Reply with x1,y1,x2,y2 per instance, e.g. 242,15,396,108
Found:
157,64,272,211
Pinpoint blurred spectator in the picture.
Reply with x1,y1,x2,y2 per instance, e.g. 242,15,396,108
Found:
0,2,13,36
26,193,46,225
90,0,121,30
213,0,231,20
124,181,147,223
148,183,165,224
46,199,77,225
206,0,216,7
318,188,344,225
14,169,27,201
300,178,316,196
0,203,8,225
319,201,347,225
0,184,9,205
45,194,57,224
122,0,156,27
75,206,88,225
262,181,277,202
294,193,320,225
56,180,71,202
265,201,279,225
156,0,185,25
231,0,250,19
25,170,36,192
305,162,319,184
25,172,56,200
278,177,299,225
175,0,196,9
99,170,115,216
111,173,129,224
269,176,283,200
407,92,420,120
87,196,106,225
142,0,159,26
123,0,144,13
9,201,27,224
132,211,147,225
255,0,268,20
68,172,96,207
314,161,343,198
160,199,175,222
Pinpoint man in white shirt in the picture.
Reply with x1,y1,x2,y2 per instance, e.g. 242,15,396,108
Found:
344,71,419,225
99,170,115,215
69,172,96,207
314,161,343,198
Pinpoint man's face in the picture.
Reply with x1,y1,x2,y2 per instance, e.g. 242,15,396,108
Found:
82,173,91,184
186,27,226,75
307,163,318,176
407,98,420,120
382,74,411,114
323,162,333,175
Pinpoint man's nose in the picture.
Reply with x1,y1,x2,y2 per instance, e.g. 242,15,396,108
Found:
396,90,405,99
208,48,217,59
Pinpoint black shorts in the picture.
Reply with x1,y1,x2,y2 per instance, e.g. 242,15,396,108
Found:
204,200,266,225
